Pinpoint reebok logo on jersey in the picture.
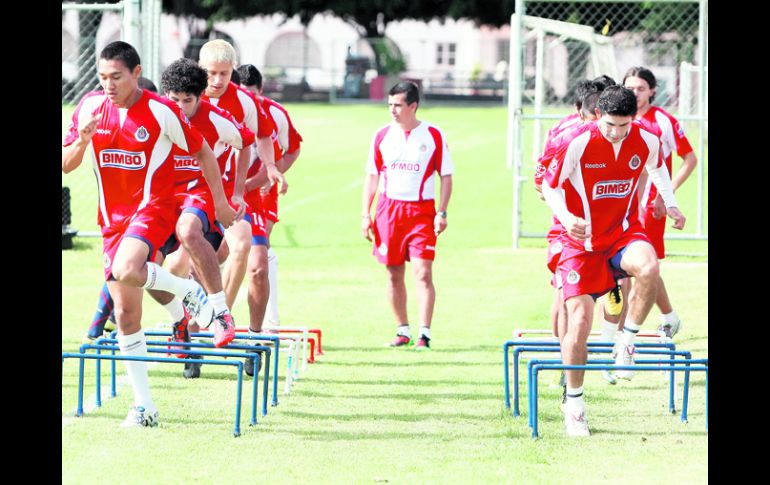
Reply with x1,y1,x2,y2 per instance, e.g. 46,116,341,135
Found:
584,163,606,169
100,150,146,170
174,155,200,171
390,160,421,172
593,179,632,200
96,128,112,135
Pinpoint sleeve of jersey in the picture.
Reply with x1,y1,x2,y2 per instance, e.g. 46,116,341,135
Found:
429,127,453,176
672,119,694,156
62,95,90,146
365,131,383,175
163,102,203,154
535,136,559,186
286,117,302,154
256,103,276,139
211,111,248,149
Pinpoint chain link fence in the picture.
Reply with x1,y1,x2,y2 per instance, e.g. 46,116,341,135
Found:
507,0,708,251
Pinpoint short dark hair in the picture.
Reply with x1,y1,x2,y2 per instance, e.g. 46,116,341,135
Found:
237,64,263,90
99,41,141,71
592,74,616,91
161,58,208,97
596,85,638,117
574,80,601,110
623,66,657,102
581,91,601,116
138,77,158,93
389,81,419,105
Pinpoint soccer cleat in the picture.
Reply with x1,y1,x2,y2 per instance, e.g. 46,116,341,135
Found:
601,369,617,385
181,282,215,328
604,284,624,316
170,311,192,359
244,352,262,377
183,354,202,379
658,319,682,339
389,335,412,347
559,384,567,413
563,405,591,437
613,341,636,380
103,313,117,335
120,406,159,428
212,310,236,348
415,336,431,350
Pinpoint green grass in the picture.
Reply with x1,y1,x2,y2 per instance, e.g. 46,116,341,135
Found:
62,103,708,484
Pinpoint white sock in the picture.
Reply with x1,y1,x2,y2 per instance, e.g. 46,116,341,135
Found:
142,262,195,298
600,320,618,343
565,386,585,408
162,298,185,322
208,291,228,315
621,320,642,346
396,324,411,338
248,328,261,347
263,248,280,325
661,311,679,326
419,326,431,339
117,330,156,412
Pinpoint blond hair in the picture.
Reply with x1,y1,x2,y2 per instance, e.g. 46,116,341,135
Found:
198,39,237,66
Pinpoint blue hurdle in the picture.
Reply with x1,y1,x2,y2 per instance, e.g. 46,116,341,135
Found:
62,352,245,437
82,341,267,425
528,360,708,439
503,340,676,416
508,346,690,417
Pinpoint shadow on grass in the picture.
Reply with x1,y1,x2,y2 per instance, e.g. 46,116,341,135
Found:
308,378,502,387
282,410,492,422
276,429,517,441
292,390,500,402
320,360,499,368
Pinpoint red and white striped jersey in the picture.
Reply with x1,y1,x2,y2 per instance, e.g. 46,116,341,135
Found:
635,106,694,206
63,89,204,228
170,99,255,190
544,121,662,251
260,96,302,156
366,122,453,202
535,115,589,187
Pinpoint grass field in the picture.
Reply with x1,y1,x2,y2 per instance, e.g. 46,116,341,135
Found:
62,102,708,484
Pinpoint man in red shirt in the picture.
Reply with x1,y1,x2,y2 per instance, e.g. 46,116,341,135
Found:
62,42,238,428
542,86,686,437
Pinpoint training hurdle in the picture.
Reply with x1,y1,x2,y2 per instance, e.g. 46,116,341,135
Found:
87,339,271,421
527,359,708,438
62,352,246,437
503,340,677,416
513,328,668,340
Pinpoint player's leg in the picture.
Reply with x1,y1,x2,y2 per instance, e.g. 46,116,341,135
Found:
83,282,115,343
263,218,280,329
562,294,594,437
656,277,681,338
221,219,252,309
244,242,269,376
176,210,234,347
411,257,434,350
385,264,412,346
610,239,661,379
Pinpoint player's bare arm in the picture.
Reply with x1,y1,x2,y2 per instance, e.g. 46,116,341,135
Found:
62,113,102,173
434,174,452,236
361,173,379,241
193,141,239,226
231,145,251,213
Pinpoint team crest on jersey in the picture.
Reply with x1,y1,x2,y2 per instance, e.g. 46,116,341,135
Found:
628,155,642,170
593,179,632,199
135,126,150,142
566,270,580,285
419,144,427,152
378,243,388,256
535,164,546,177
103,252,111,269
550,241,562,254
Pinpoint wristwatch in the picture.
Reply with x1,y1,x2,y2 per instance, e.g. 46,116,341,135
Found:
437,211,447,219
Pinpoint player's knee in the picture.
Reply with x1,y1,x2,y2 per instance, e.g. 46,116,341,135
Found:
176,219,201,245
230,237,251,259
111,259,144,285
113,306,141,330
413,267,433,285
248,258,268,283
634,258,660,282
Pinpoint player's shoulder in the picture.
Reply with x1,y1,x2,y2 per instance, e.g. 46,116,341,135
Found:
633,121,663,146
75,90,108,113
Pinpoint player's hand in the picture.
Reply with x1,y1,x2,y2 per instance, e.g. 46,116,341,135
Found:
215,200,238,228
361,215,373,241
434,213,448,236
667,207,686,230
230,195,246,221
267,165,288,195
79,113,102,144
534,183,545,201
565,214,590,241
652,194,666,219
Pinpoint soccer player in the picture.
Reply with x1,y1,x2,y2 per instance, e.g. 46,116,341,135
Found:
62,41,238,427
198,39,287,376
542,86,686,436
237,63,304,330
623,66,698,339
361,81,453,350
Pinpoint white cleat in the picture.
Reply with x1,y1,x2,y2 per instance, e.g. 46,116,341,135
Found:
658,319,682,339
563,404,591,437
120,406,159,428
601,369,617,385
181,281,215,328
613,342,636,380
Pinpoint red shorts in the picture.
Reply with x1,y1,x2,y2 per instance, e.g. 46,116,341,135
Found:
243,204,268,246
101,203,176,280
372,196,436,266
175,185,218,234
640,206,666,259
558,224,651,300
259,184,279,223
546,223,564,275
